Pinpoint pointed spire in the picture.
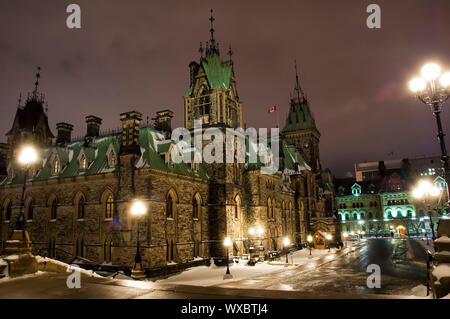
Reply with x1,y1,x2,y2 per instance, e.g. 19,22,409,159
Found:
293,60,306,104
17,92,22,108
228,44,233,61
206,9,219,55
199,42,204,58
33,66,41,98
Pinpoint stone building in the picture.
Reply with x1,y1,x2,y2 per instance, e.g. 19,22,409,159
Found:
336,157,450,238
0,13,339,274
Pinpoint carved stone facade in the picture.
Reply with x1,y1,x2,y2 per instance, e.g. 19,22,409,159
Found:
0,16,339,273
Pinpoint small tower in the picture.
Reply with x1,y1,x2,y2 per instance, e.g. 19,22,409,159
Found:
6,67,54,159
283,61,321,172
184,9,242,129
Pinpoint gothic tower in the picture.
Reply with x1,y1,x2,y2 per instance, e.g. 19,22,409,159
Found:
6,67,54,160
184,11,242,129
283,62,321,173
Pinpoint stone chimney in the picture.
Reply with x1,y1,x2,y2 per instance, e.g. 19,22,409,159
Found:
85,115,102,138
56,122,74,146
153,110,174,138
120,111,142,155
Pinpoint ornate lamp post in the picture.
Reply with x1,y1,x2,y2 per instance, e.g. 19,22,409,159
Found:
13,145,38,238
130,200,147,280
247,227,256,266
307,235,313,257
413,180,441,240
409,63,450,203
326,234,332,252
283,237,290,264
223,236,233,279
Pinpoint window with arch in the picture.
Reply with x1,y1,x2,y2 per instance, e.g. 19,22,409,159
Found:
345,213,350,220
234,195,241,219
77,197,85,219
353,213,358,220
50,198,57,220
53,158,60,175
368,212,373,219
27,200,34,221
193,195,201,219
387,210,392,219
5,201,12,221
106,195,114,219
166,194,174,219
80,154,87,170
407,210,412,218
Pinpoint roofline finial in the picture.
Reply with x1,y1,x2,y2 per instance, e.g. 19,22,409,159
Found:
33,66,41,98
206,9,219,55
293,60,305,103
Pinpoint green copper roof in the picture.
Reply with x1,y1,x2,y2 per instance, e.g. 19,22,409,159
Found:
283,100,316,132
1,128,208,185
184,52,232,97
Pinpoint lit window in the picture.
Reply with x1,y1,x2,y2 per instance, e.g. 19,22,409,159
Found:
106,195,114,219
80,155,87,170
53,158,60,174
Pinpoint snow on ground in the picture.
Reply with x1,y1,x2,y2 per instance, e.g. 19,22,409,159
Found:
435,235,450,244
432,263,450,283
154,242,361,287
0,271,47,283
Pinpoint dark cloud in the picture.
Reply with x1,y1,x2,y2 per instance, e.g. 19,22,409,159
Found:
0,0,449,178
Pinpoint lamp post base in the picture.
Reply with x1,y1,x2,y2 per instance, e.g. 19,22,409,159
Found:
131,263,146,280
223,273,233,280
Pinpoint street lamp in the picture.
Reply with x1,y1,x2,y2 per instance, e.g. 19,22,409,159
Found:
307,235,313,257
326,234,332,252
413,180,441,240
130,200,147,280
283,237,290,264
13,145,38,237
223,236,233,279
409,62,450,203
247,227,256,266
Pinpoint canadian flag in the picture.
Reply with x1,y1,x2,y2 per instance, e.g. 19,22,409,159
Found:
267,105,277,113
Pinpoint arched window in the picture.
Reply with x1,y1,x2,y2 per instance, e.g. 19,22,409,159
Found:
360,213,365,220
345,213,350,220
5,202,12,221
77,197,85,219
353,213,358,220
51,199,57,220
27,200,34,220
387,210,392,219
407,210,412,218
374,202,378,207
80,154,87,170
193,196,200,219
234,195,241,219
106,195,114,219
267,198,272,218
166,194,174,219
368,212,373,219
53,158,60,174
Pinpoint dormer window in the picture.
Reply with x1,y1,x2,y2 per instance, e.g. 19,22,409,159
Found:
53,158,61,175
106,144,117,168
351,183,361,197
80,154,87,170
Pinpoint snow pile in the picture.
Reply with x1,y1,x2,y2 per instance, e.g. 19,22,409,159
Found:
435,235,450,243
432,263,450,284
411,284,428,297
35,256,102,278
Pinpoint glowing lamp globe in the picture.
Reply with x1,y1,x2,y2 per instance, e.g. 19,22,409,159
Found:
257,227,264,236
224,237,232,247
326,234,332,240
409,77,426,92
18,146,38,165
131,200,146,216
307,235,313,243
413,188,423,199
343,232,348,238
430,187,441,197
283,237,290,247
440,72,450,88
248,227,255,236
419,181,432,193
421,63,441,81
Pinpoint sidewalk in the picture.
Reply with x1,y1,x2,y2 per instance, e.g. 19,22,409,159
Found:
153,241,365,287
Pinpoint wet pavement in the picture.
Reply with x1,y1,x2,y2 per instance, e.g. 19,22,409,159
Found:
214,238,428,296
0,238,428,298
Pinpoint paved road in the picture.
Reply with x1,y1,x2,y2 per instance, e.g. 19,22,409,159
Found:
214,238,427,296
0,238,427,298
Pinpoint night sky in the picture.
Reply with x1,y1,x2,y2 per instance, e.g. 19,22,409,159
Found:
1,0,449,177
